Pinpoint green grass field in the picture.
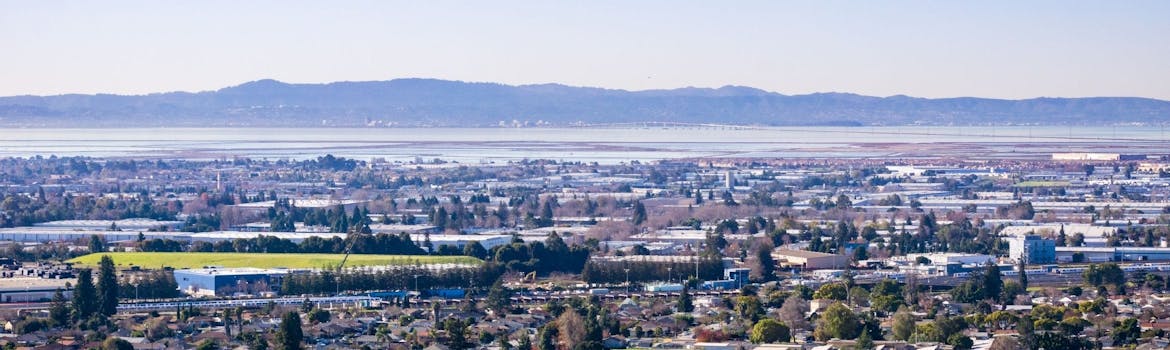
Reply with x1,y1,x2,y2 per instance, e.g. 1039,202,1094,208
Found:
68,252,481,269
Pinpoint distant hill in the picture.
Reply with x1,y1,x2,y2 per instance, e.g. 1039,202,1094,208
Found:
1,79,1168,127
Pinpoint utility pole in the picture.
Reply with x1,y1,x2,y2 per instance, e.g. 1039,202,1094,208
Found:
695,258,700,280
624,268,630,293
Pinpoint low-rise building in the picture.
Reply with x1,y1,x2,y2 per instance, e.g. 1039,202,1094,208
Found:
772,249,850,270
173,268,291,297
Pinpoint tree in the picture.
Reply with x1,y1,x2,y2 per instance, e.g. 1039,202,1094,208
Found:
196,339,220,350
750,243,776,281
97,255,119,316
1017,258,1028,290
1035,332,1093,350
463,241,488,260
50,289,70,327
572,342,604,350
1083,263,1124,288
89,234,107,253
734,296,764,323
983,262,1003,302
72,268,97,321
274,311,304,350
947,333,974,350
632,201,646,225
852,245,868,262
307,308,331,324
813,282,847,300
538,325,557,350
815,302,859,340
1113,318,1140,345
1017,315,1034,350
517,333,533,350
101,337,134,350
749,319,791,343
856,328,875,350
556,310,586,348
443,317,470,349
1001,281,1024,303
891,308,915,341
678,284,693,313
988,336,1022,350
777,295,810,332
869,279,904,313
486,278,511,314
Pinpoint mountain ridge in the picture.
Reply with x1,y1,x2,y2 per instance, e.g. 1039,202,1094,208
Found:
1,79,1167,127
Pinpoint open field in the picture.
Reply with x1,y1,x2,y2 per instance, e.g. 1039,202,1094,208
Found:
68,252,482,269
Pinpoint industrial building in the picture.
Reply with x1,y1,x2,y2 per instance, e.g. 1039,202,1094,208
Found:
772,249,850,270
1056,246,1170,263
173,268,292,297
411,234,513,250
1052,153,1147,161
0,278,73,303
1009,235,1057,264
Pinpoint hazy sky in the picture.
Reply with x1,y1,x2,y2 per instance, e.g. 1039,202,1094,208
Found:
2,1,1168,99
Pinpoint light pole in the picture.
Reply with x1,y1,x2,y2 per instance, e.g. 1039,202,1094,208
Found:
667,267,673,283
695,258,700,280
624,268,630,293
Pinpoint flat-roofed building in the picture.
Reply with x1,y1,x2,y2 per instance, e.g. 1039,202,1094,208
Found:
173,268,291,297
1009,235,1056,264
772,249,850,270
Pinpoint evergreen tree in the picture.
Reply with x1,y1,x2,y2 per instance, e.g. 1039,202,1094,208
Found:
275,311,304,350
537,325,556,350
632,201,647,225
856,328,875,350
442,318,470,349
486,278,511,314
1017,315,1034,350
97,255,119,316
517,334,533,350
50,289,70,327
1018,258,1028,290
678,284,693,312
982,262,1003,302
72,268,97,321
1056,225,1067,247
89,235,106,253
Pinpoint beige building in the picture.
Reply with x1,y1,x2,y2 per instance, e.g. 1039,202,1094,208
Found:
772,249,850,270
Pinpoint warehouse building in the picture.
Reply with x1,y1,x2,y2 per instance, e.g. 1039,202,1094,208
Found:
772,249,850,270
1009,235,1057,264
173,268,292,297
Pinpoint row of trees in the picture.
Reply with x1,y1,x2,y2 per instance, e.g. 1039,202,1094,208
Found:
137,232,426,255
0,192,178,228
580,257,725,284
47,256,119,330
279,263,505,295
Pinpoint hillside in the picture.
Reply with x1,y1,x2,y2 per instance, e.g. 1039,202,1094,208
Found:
1,79,1168,127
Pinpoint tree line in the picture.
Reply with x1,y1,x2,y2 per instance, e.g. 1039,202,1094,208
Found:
580,257,724,284
279,263,505,295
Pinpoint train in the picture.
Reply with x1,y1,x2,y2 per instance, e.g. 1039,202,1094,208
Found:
118,295,380,311
950,262,1170,278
